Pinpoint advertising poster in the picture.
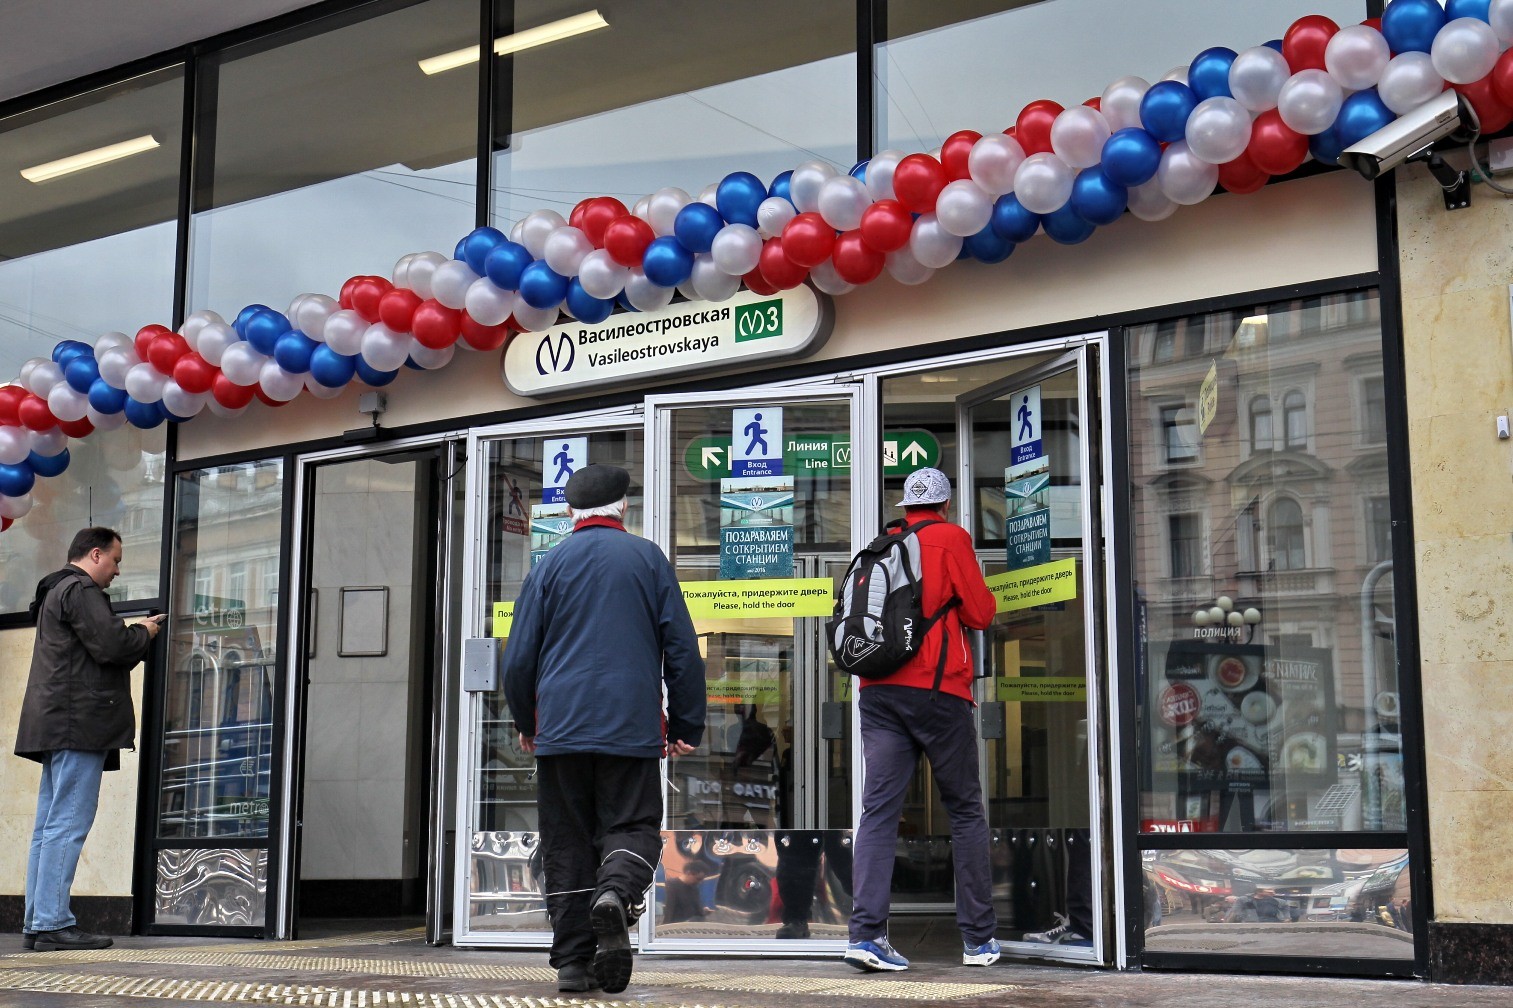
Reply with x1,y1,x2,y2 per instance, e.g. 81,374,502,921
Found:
720,406,793,578
499,474,529,537
1005,383,1052,570
529,503,572,567
541,436,586,504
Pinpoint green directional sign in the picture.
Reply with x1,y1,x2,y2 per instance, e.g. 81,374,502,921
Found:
684,428,939,481
882,428,939,476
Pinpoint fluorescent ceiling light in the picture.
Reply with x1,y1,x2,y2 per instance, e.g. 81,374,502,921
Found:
21,135,160,183
419,10,608,75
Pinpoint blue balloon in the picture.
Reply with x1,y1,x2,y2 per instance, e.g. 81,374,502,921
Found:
309,345,358,388
615,290,639,313
849,160,869,181
990,194,1041,242
161,401,193,423
124,397,164,429
1042,203,1097,245
483,241,534,290
642,236,694,287
461,226,507,274
51,340,92,367
403,358,425,371
769,170,793,203
1447,0,1491,21
88,378,128,414
963,224,1014,264
716,172,767,228
1264,39,1284,54
1101,127,1163,187
1336,89,1394,148
354,358,399,387
1309,128,1344,167
1140,81,1199,143
242,309,291,356
0,462,35,497
673,202,724,254
1070,168,1128,226
273,330,317,373
233,304,273,337
453,236,469,260
566,279,614,324
1382,0,1446,54
1189,47,1236,101
64,357,101,394
28,449,69,478
518,261,569,309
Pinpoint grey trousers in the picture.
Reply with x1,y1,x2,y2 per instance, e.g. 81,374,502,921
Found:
849,684,997,945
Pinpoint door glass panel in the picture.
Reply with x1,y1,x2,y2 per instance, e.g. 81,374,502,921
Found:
467,428,643,934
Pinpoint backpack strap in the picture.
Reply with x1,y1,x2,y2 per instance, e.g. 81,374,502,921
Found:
925,595,962,698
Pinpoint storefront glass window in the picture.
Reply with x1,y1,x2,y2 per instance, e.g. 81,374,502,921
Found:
1130,291,1405,835
158,460,284,839
189,0,478,314
877,1,1367,153
0,69,180,611
488,1,856,231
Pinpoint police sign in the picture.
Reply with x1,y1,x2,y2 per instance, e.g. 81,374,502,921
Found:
502,286,832,398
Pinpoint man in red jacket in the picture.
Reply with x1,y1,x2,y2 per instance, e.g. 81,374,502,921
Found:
845,468,1001,973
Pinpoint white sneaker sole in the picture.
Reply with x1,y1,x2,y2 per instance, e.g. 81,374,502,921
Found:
844,950,909,972
963,949,1001,966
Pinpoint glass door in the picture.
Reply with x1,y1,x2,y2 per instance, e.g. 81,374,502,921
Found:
645,386,862,952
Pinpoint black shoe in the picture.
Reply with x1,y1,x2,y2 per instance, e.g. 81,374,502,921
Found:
590,890,633,994
557,960,600,992
776,921,810,939
33,926,112,951
21,932,36,951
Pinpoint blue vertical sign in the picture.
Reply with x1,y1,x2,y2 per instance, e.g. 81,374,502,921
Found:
542,436,586,504
1005,384,1052,570
730,407,783,478
721,407,793,578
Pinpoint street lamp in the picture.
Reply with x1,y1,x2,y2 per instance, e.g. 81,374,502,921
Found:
1193,595,1261,643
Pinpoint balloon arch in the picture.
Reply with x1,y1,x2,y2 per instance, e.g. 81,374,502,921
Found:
1,0,1507,532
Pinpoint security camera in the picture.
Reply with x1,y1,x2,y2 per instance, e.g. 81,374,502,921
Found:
1339,90,1473,180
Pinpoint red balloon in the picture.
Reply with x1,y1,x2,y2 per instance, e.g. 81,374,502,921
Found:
147,333,190,373
940,130,981,182
581,197,630,248
135,324,172,361
602,215,655,267
212,373,256,409
252,386,289,408
57,417,94,438
892,153,948,214
378,288,423,333
1282,15,1338,73
18,394,57,432
859,199,913,253
758,239,809,290
459,314,510,351
568,198,593,231
413,299,462,349
1083,97,1102,111
1247,110,1309,176
0,385,24,426
1361,17,1381,32
1218,153,1269,195
349,276,393,324
1016,100,1064,155
742,268,779,296
781,212,837,268
1491,49,1513,109
172,352,216,395
1,516,12,534
338,276,364,311
831,230,885,286
1454,77,1513,134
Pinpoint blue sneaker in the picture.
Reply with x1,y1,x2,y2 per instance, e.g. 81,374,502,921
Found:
844,936,910,972
963,937,1001,966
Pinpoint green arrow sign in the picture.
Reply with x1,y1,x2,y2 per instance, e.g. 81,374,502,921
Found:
882,428,940,476
684,429,939,481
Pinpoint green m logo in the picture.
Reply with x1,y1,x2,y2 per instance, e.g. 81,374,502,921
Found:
735,299,783,342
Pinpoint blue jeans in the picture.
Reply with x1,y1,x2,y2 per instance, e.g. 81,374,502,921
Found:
24,750,108,933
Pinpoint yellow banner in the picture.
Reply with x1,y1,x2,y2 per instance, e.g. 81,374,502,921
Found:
996,676,1087,702
985,557,1078,613
493,577,833,636
491,602,514,638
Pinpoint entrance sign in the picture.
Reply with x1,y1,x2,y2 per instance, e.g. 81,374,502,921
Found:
541,436,585,504
502,287,832,397
986,556,1078,613
723,406,793,578
731,407,782,478
1005,382,1051,570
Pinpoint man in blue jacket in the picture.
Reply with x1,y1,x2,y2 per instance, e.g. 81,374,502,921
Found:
503,464,705,995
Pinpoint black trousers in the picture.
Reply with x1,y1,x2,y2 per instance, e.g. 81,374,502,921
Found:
536,754,662,967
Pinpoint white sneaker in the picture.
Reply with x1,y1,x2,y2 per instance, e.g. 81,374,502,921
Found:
963,937,1001,966
1022,913,1090,945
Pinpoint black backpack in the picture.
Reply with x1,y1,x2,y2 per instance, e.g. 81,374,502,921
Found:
826,518,960,691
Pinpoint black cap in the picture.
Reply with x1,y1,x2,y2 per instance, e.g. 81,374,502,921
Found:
564,464,630,509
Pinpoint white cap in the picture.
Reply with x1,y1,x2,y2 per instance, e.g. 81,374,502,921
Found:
896,467,951,507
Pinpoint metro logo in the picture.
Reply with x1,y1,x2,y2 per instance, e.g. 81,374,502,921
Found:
735,299,782,342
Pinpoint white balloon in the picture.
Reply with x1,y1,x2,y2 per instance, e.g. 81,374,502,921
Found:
1378,52,1447,116
1229,46,1291,112
1128,179,1179,221
93,331,131,356
0,492,34,520
1051,105,1112,170
544,226,593,276
292,294,338,341
789,160,837,213
178,310,224,348
24,361,63,399
1101,75,1151,132
808,259,855,296
17,357,46,388
1326,25,1391,91
0,426,28,465
756,196,797,239
195,322,239,366
935,179,993,237
407,339,455,370
30,427,67,457
967,133,1027,195
464,278,518,327
360,323,411,373
512,301,561,332
517,209,567,258
390,253,417,290
125,362,166,403
1493,0,1513,43
908,213,964,268
407,252,447,301
161,379,207,418
322,309,367,356
220,342,267,386
1185,96,1253,164
817,175,871,231
1277,69,1345,136
258,360,304,402
1163,65,1190,86
630,195,652,221
884,247,935,285
578,249,629,300
624,268,675,312
47,384,89,422
96,347,138,388
689,255,742,302
1432,18,1500,86
647,187,691,236
431,259,480,310
1014,152,1075,214
711,223,762,276
205,397,250,419
87,406,128,431
697,183,721,207
303,373,346,399
865,150,906,202
1157,141,1220,205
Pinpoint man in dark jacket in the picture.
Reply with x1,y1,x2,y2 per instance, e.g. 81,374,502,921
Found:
15,527,163,952
503,465,704,995
846,468,1000,973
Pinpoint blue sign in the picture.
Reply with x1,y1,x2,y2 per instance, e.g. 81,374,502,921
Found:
731,407,783,478
1009,385,1043,473
542,436,586,504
